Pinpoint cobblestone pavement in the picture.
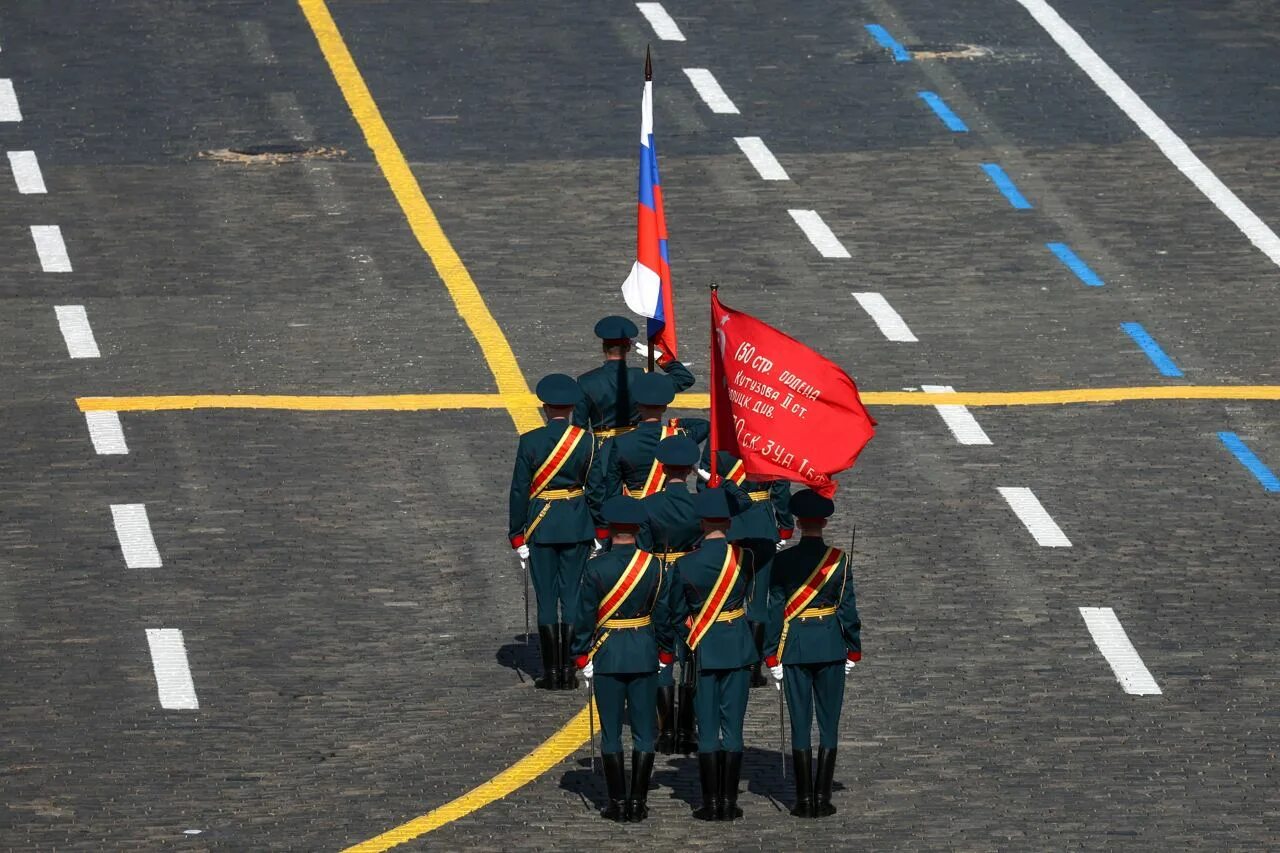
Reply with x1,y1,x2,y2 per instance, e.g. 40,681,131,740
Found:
2,0,1277,850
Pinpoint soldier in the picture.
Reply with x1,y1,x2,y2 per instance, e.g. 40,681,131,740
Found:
508,374,606,691
764,489,862,819
669,487,758,821
701,449,794,688
636,435,705,755
602,371,709,501
576,315,695,444
571,495,674,823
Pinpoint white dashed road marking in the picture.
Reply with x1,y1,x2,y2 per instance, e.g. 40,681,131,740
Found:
788,209,850,258
734,136,789,180
853,292,917,341
997,486,1071,546
111,503,163,568
8,150,47,193
1079,607,1162,695
31,225,72,271
145,629,200,709
921,384,993,445
85,411,129,455
54,305,100,358
636,2,686,41
682,68,739,114
0,78,21,121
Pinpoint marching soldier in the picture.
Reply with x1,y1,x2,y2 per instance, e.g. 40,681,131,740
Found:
603,372,709,500
576,315,695,444
636,435,705,755
764,489,862,819
669,488,758,821
508,374,606,691
701,449,794,688
571,496,674,823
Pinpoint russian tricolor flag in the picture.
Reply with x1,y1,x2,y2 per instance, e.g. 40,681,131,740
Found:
621,50,678,363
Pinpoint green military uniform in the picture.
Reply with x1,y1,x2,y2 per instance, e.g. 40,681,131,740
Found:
508,375,606,690
702,449,794,686
570,496,674,822
604,416,709,498
669,487,758,821
764,489,862,819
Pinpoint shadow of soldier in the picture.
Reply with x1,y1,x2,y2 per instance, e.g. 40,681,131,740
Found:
559,756,606,813
494,633,542,684
650,753,700,812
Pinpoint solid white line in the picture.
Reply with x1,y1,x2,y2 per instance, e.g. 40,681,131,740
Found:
921,384,993,445
788,209,850,258
636,3,686,41
111,503,163,568
145,629,200,709
53,305,100,358
997,487,1071,546
1079,607,1162,695
85,411,128,455
734,137,789,180
8,150,47,193
682,68,739,114
853,292,917,342
1014,0,1280,269
31,225,72,272
0,79,21,121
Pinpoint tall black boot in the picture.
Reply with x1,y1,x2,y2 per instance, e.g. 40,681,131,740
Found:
749,622,769,688
692,752,719,821
718,750,743,821
814,746,838,817
790,749,814,817
626,750,655,822
535,625,557,689
675,685,698,755
557,623,577,690
655,686,676,754
600,752,626,821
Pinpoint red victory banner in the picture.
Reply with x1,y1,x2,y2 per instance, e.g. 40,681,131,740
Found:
709,289,876,496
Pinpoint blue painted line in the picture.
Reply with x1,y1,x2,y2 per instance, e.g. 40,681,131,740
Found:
1046,242,1104,287
1217,432,1280,492
866,24,912,62
981,163,1033,209
1120,322,1183,377
918,91,968,132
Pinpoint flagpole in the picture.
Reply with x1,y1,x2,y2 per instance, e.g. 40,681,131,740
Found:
645,47,657,375
709,284,721,487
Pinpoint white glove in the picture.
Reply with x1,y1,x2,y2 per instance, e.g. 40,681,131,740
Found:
770,664,784,690
516,544,530,560
580,661,594,682
633,341,660,360
592,538,604,553
845,659,857,674
696,468,712,483
658,660,670,672
776,540,786,551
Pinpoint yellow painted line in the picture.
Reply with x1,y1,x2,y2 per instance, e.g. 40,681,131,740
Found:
297,0,540,434
76,386,1280,414
342,705,595,853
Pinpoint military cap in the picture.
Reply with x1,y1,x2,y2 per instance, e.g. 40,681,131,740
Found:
656,435,699,467
694,487,733,520
594,315,640,341
789,489,835,520
633,372,675,407
602,495,648,527
535,373,583,406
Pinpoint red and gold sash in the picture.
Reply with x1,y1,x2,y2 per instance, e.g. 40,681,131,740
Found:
776,547,843,661
687,545,742,650
529,424,586,498
596,550,653,629
636,420,682,497
724,457,747,487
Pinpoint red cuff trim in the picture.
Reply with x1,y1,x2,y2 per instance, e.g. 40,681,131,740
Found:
765,655,779,668
847,651,862,662
778,528,793,540
595,528,609,540
658,650,674,665
511,535,525,548
574,655,589,670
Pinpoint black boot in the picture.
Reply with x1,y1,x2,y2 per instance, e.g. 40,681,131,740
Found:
535,625,557,689
790,749,814,817
719,750,743,821
749,622,769,688
557,623,577,690
626,750,654,822
655,686,676,754
814,747,838,817
600,752,626,821
675,685,698,755
692,752,719,820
